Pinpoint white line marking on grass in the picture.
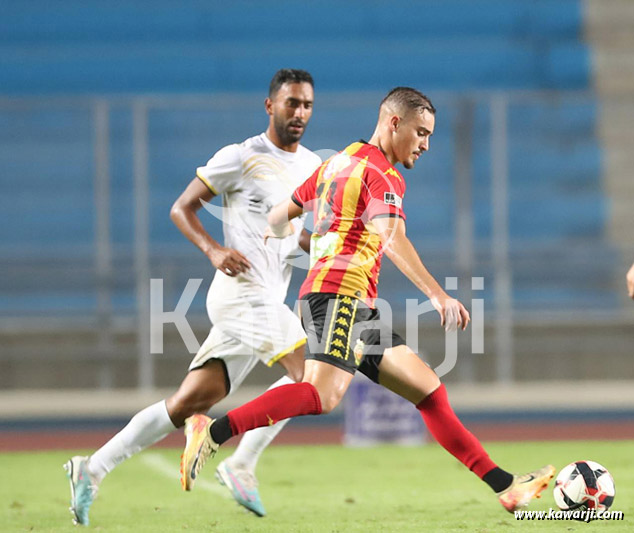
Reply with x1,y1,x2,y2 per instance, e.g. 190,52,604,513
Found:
141,453,230,498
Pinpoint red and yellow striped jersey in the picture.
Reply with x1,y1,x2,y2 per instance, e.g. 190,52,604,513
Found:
292,141,406,307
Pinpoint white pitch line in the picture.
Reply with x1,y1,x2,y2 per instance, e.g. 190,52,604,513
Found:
140,453,230,498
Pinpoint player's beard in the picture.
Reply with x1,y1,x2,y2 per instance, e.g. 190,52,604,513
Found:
273,115,304,145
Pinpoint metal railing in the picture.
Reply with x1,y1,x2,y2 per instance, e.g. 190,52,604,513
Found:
0,91,631,389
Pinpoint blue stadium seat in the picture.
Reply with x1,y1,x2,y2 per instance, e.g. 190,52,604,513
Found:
0,0,615,315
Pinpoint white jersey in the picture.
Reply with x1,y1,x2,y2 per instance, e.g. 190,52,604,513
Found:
196,132,321,305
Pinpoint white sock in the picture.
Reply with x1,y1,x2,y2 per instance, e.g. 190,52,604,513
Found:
87,400,176,484
227,375,294,473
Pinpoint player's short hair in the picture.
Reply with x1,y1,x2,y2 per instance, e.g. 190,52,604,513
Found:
380,87,436,116
269,69,314,97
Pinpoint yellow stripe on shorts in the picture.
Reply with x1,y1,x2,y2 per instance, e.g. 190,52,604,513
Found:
267,338,307,367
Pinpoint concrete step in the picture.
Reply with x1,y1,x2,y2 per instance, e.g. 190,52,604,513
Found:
585,0,634,46
603,151,634,184
598,101,634,141
593,49,634,94
607,199,634,246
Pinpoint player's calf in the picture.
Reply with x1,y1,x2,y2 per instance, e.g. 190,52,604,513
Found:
167,362,229,426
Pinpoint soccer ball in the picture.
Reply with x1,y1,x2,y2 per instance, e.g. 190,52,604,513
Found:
553,461,615,512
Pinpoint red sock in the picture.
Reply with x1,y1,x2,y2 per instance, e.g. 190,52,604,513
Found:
417,384,497,479
227,383,322,436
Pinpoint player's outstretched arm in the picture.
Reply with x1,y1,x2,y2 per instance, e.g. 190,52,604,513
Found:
264,198,304,243
373,216,469,331
627,262,634,299
170,178,251,276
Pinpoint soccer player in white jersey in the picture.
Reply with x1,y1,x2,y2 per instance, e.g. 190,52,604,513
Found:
64,69,321,525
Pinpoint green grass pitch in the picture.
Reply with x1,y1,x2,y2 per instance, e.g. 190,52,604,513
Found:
2,441,632,532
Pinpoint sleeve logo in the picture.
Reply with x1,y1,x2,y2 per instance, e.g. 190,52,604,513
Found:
385,167,402,180
384,192,402,208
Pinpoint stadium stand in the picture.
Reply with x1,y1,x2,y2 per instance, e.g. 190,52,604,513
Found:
1,1,588,93
0,0,619,319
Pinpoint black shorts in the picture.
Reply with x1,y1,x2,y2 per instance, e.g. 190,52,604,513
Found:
300,292,406,384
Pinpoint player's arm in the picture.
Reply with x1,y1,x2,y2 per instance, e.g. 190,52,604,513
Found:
170,178,251,276
263,197,304,243
372,216,469,331
627,262,634,299
298,229,311,253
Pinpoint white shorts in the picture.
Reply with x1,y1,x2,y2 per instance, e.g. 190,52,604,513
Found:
189,298,306,393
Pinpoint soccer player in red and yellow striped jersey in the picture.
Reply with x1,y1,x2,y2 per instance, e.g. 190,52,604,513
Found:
181,87,555,515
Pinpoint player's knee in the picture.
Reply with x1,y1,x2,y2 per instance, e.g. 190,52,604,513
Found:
278,347,305,383
286,365,304,383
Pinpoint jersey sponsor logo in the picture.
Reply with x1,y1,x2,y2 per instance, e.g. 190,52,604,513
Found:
309,232,340,268
247,197,273,215
384,192,402,208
